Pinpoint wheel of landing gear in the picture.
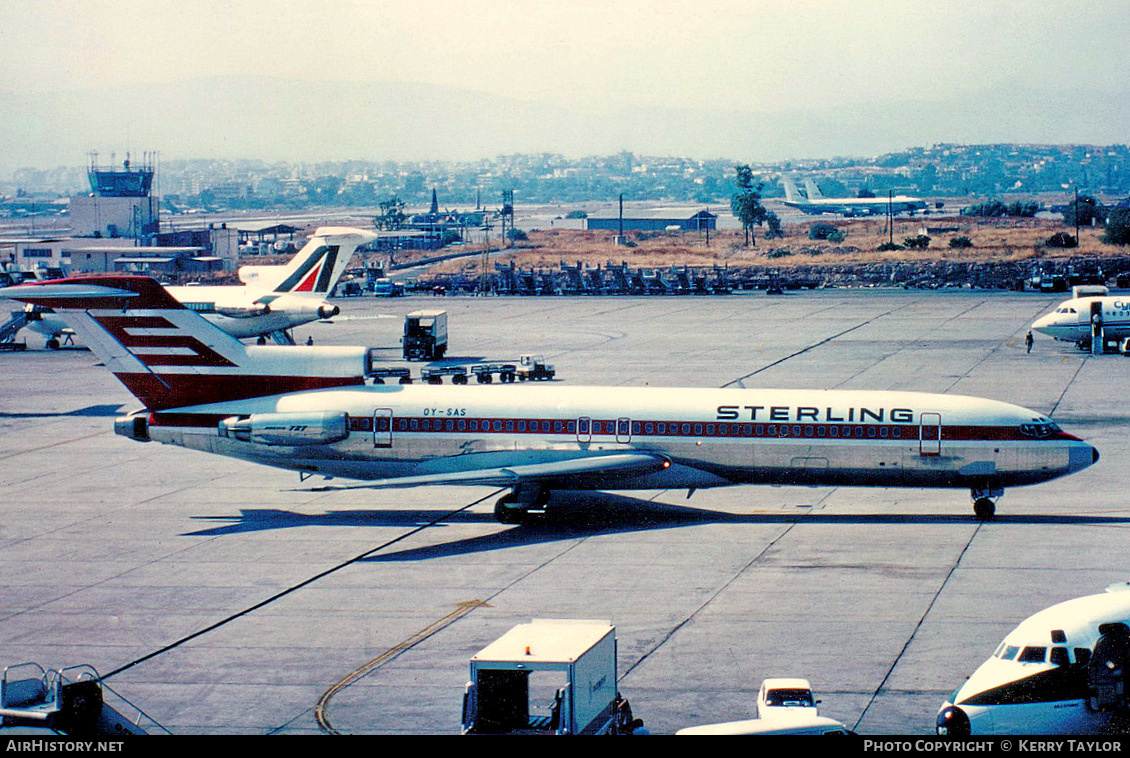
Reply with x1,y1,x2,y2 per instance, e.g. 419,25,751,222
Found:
494,499,527,524
973,498,996,520
46,338,60,350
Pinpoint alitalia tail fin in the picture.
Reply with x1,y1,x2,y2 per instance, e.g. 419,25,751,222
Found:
239,227,376,294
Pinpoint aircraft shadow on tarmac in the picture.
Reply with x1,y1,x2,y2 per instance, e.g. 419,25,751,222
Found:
0,404,125,418
184,492,1130,562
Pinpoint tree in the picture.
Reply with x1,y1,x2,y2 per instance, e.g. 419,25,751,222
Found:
731,164,767,246
1063,194,1107,227
1103,209,1130,246
1045,232,1078,249
376,195,406,230
809,222,845,242
764,211,783,239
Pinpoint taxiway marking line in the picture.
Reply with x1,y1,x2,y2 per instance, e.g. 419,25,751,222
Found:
0,431,109,461
853,521,984,732
316,599,492,735
102,489,504,684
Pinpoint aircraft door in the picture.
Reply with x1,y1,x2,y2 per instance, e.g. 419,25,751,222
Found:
920,412,942,456
1092,300,1105,354
1088,623,1130,712
576,416,592,444
374,408,393,448
616,417,632,443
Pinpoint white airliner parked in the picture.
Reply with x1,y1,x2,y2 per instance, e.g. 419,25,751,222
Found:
0,276,1098,522
22,227,375,346
937,584,1130,735
1032,295,1130,348
780,176,927,217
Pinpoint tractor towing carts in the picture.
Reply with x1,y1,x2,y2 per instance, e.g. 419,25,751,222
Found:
516,354,555,381
462,619,644,735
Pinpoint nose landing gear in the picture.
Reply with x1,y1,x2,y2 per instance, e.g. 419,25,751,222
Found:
970,486,1003,520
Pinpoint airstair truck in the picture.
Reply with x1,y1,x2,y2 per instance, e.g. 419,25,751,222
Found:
461,619,643,735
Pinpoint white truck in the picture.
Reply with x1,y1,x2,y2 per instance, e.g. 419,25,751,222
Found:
756,677,820,719
461,619,643,735
402,310,447,361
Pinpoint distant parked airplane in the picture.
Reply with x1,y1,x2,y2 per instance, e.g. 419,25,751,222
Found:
22,226,375,346
780,176,927,217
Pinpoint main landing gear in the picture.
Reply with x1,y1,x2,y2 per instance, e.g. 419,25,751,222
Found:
971,486,1003,521
494,486,551,524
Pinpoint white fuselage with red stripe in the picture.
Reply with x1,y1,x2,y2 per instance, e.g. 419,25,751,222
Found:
0,275,1098,514
148,383,1096,492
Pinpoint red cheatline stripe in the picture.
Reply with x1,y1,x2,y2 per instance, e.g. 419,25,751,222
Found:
149,412,1074,444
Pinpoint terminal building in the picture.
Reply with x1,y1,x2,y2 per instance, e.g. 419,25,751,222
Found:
5,154,238,278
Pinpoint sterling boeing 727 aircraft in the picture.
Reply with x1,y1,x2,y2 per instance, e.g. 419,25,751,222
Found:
23,227,376,346
0,276,1098,522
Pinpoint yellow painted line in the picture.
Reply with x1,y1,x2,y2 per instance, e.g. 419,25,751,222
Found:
316,599,492,734
0,431,109,462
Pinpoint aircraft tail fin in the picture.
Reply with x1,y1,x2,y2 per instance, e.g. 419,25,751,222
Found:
781,176,803,203
269,227,377,295
804,178,824,200
0,276,369,411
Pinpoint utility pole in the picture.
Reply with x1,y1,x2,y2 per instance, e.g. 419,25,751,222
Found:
888,191,894,246
1074,187,1080,247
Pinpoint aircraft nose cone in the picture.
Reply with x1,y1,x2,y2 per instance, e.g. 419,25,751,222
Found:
1070,443,1099,472
937,705,971,736
1031,315,1053,335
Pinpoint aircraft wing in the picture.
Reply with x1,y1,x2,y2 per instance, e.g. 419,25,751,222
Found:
300,452,671,492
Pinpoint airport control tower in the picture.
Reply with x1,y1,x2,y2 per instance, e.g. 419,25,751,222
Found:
87,153,155,198
70,151,160,239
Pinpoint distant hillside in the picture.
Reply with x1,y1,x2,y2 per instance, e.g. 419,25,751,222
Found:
2,76,1128,175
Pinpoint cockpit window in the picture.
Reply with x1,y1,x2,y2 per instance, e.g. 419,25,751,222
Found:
1050,648,1070,667
1019,421,1062,439
1056,307,1078,314
1018,646,1047,663
1001,646,1020,661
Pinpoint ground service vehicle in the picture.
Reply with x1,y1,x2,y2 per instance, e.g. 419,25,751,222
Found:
422,365,468,384
461,620,643,735
517,354,556,381
372,278,404,297
1,662,167,735
676,715,850,735
402,310,447,360
756,677,820,719
471,362,518,383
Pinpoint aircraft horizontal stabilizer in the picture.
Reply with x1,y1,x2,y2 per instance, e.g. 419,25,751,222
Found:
299,452,671,492
0,282,141,303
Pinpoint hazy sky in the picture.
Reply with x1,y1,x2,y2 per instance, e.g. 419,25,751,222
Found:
3,0,1127,111
1,0,1128,170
